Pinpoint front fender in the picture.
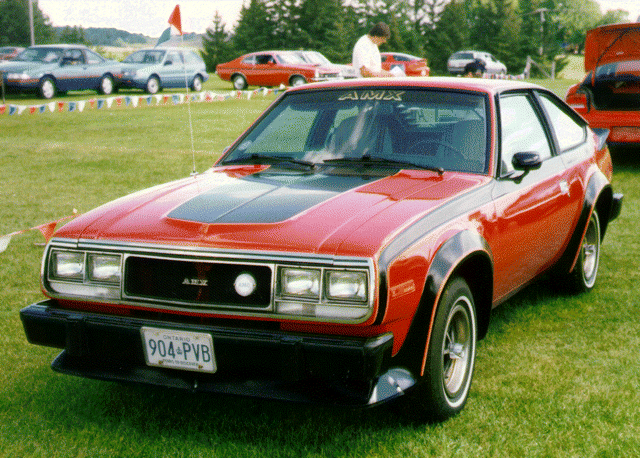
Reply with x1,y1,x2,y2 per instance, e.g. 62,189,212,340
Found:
392,230,493,376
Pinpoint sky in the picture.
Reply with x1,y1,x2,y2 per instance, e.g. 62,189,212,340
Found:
37,0,640,38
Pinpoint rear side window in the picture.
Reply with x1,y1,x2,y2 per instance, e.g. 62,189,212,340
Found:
538,94,586,152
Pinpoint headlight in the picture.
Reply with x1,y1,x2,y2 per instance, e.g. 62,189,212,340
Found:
50,250,84,280
280,267,320,299
87,254,121,283
7,72,29,80
326,270,367,302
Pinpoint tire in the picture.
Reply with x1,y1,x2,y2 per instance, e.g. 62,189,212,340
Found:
405,277,477,422
39,77,56,99
232,75,247,90
99,75,114,95
146,76,160,94
569,210,601,292
290,75,306,87
191,75,203,92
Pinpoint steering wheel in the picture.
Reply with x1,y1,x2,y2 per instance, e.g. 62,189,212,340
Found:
406,140,465,162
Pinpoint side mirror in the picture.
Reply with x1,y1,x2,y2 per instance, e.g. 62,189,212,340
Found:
164,60,173,66
512,152,542,171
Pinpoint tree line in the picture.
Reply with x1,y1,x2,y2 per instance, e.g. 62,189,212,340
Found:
202,0,629,75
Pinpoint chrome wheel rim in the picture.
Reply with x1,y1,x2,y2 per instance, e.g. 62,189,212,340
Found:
581,213,600,288
233,77,245,90
41,80,54,99
193,77,202,91
442,297,474,402
101,77,113,94
147,78,159,94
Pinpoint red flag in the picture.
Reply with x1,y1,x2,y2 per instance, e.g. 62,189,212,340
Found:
168,5,182,35
36,221,59,242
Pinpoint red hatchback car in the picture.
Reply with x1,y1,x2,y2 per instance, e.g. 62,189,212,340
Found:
216,51,341,90
20,77,622,421
381,52,430,76
565,23,640,146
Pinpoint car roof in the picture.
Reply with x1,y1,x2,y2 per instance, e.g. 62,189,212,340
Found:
293,76,541,95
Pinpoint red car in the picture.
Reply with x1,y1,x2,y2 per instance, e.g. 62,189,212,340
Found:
381,52,430,76
20,77,622,421
565,23,640,146
216,51,341,90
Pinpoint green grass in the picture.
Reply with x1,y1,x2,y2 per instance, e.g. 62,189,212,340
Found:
1,78,639,458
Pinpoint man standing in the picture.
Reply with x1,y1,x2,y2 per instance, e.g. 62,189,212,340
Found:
352,22,393,78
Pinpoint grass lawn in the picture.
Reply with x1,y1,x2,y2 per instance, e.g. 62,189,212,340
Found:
1,76,639,458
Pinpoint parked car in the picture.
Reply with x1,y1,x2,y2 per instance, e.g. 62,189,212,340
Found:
565,22,640,147
0,44,121,99
119,47,209,94
216,51,341,90
0,46,24,61
381,52,430,76
447,50,507,75
20,77,622,421
295,50,356,78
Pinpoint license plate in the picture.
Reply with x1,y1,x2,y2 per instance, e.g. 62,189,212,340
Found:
141,327,216,373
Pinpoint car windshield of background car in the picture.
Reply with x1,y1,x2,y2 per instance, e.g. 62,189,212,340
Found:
123,50,165,64
278,53,306,65
222,89,488,173
15,48,61,63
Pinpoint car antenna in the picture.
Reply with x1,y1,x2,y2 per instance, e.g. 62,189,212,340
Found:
165,5,197,176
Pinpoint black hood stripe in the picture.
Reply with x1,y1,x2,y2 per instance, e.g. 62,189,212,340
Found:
168,170,386,224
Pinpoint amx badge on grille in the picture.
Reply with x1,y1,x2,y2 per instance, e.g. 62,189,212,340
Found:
182,278,209,287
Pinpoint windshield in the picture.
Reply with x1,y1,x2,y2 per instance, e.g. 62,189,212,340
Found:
123,50,166,64
15,48,62,63
278,53,306,65
222,88,489,174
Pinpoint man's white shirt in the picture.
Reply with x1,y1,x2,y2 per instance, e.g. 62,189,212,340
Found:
352,35,381,77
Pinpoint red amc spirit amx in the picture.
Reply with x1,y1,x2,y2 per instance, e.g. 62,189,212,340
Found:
21,78,622,421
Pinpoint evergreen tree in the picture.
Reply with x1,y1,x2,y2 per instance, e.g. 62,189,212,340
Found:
201,11,235,72
0,0,54,46
232,0,272,54
59,25,88,45
427,0,470,73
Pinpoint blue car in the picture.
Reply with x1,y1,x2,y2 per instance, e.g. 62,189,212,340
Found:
0,44,122,99
119,48,209,94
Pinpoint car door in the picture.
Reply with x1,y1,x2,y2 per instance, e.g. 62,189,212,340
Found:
83,49,107,88
253,53,282,86
161,51,184,87
55,48,87,92
490,91,576,301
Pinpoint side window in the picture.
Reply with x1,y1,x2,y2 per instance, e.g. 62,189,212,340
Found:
85,50,104,65
538,94,586,152
166,52,182,65
499,94,551,176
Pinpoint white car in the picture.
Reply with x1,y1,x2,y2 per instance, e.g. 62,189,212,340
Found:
447,50,507,75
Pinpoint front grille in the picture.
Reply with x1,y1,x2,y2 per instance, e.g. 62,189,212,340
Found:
124,256,272,310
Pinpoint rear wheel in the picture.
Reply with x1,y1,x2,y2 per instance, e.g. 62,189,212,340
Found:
39,77,56,99
191,75,203,92
232,75,247,90
570,211,601,292
405,277,477,422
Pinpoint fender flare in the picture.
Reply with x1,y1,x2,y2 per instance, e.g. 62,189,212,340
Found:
555,170,615,276
393,230,493,377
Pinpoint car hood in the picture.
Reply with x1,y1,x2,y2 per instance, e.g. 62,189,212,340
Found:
0,60,52,73
584,23,640,72
54,165,489,258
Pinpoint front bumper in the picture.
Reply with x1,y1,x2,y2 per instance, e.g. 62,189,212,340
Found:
21,301,412,405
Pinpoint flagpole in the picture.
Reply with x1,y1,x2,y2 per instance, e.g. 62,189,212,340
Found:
180,33,197,176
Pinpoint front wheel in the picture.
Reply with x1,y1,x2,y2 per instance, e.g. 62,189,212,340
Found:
99,75,114,95
290,75,306,87
39,77,56,99
405,277,477,422
146,76,160,94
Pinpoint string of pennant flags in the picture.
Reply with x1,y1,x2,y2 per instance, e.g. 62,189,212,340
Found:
0,212,79,254
0,86,284,117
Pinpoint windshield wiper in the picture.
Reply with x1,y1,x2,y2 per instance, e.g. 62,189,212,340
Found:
222,154,316,169
324,155,444,175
